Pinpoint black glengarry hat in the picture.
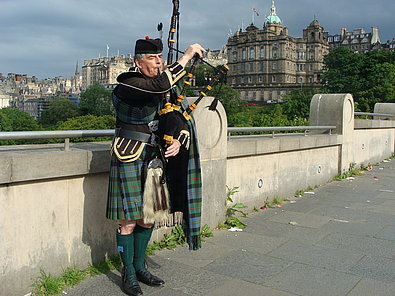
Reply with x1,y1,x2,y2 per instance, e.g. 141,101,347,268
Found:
135,36,163,54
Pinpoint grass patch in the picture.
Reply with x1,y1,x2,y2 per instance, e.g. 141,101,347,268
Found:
146,223,214,255
272,196,282,205
333,163,365,181
32,256,121,296
32,269,65,296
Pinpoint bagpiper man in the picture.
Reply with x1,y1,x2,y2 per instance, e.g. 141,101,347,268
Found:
106,37,205,296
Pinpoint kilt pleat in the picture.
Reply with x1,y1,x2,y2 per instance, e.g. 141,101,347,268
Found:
106,145,157,221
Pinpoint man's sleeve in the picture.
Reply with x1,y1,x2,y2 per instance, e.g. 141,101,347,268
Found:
121,62,186,94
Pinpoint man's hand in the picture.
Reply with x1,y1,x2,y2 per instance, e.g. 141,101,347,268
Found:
178,44,206,67
164,139,181,158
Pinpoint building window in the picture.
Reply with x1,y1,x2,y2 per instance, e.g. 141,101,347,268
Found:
242,48,246,60
249,62,254,72
259,76,263,83
240,77,244,84
250,47,255,59
272,62,277,70
272,76,276,82
273,49,277,58
248,76,252,83
259,62,264,71
260,46,265,58
241,63,245,72
233,52,238,62
232,78,236,84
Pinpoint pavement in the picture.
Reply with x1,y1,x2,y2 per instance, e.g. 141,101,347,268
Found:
66,158,395,296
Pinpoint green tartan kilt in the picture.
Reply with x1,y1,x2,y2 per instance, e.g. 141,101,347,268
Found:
106,144,158,221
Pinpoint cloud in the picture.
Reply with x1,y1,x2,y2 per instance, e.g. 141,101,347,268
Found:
0,0,394,78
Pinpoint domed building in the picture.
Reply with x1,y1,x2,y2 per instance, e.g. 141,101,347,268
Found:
226,1,329,102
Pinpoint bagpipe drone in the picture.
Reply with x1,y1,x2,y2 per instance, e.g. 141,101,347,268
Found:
156,0,229,147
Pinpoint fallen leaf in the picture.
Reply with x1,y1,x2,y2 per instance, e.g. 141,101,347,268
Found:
289,221,298,226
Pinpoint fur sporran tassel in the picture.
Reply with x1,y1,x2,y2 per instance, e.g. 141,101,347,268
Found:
143,167,170,224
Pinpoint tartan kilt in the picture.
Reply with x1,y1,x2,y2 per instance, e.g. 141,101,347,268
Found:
106,144,158,221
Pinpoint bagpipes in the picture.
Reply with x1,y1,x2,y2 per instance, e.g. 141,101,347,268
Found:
157,0,229,146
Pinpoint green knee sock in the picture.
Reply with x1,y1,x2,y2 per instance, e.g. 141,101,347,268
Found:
116,231,135,277
133,225,153,272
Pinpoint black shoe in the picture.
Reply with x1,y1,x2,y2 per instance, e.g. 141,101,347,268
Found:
121,267,143,296
136,269,165,286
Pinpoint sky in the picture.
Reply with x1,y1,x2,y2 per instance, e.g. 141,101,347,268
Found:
1,0,394,79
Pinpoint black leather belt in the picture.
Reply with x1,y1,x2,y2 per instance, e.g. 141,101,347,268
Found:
115,128,153,143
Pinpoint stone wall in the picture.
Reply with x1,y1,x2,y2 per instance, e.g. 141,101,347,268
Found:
1,95,395,296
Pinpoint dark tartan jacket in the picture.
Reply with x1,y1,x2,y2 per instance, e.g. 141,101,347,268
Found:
106,62,203,250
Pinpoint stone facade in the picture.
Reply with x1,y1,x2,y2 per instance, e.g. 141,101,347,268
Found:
226,1,329,102
328,27,381,53
81,55,133,90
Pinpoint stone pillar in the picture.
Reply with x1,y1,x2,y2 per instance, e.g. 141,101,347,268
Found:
187,97,227,228
374,103,395,120
310,93,355,173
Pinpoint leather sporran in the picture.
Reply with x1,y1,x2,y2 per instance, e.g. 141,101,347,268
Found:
143,158,170,224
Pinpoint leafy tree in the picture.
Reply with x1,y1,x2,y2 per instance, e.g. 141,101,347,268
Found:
79,84,113,116
321,48,395,111
206,83,247,116
0,108,41,145
39,98,79,127
56,115,115,142
0,108,40,131
282,89,322,120
0,111,12,132
194,64,216,86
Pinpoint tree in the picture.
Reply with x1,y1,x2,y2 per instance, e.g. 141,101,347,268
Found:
0,108,41,145
79,84,113,116
39,98,79,127
56,115,116,142
194,64,216,86
321,48,395,111
0,108,40,131
282,89,321,120
207,83,247,115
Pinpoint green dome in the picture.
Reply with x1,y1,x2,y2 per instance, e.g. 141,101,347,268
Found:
264,0,282,25
265,15,282,24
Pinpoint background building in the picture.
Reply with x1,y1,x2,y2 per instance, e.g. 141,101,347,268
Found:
328,27,381,53
226,1,329,102
82,54,133,89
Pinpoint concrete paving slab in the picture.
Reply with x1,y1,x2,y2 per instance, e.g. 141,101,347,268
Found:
279,199,322,213
309,205,372,222
363,211,395,226
203,250,291,285
268,240,364,272
349,256,395,283
282,225,331,244
242,219,295,238
374,225,395,241
206,278,297,296
347,278,395,296
150,287,192,296
147,257,231,296
265,263,361,296
267,210,332,228
321,220,385,237
316,232,395,259
203,230,289,255
156,238,236,268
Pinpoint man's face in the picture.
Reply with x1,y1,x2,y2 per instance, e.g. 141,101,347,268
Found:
135,53,163,78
